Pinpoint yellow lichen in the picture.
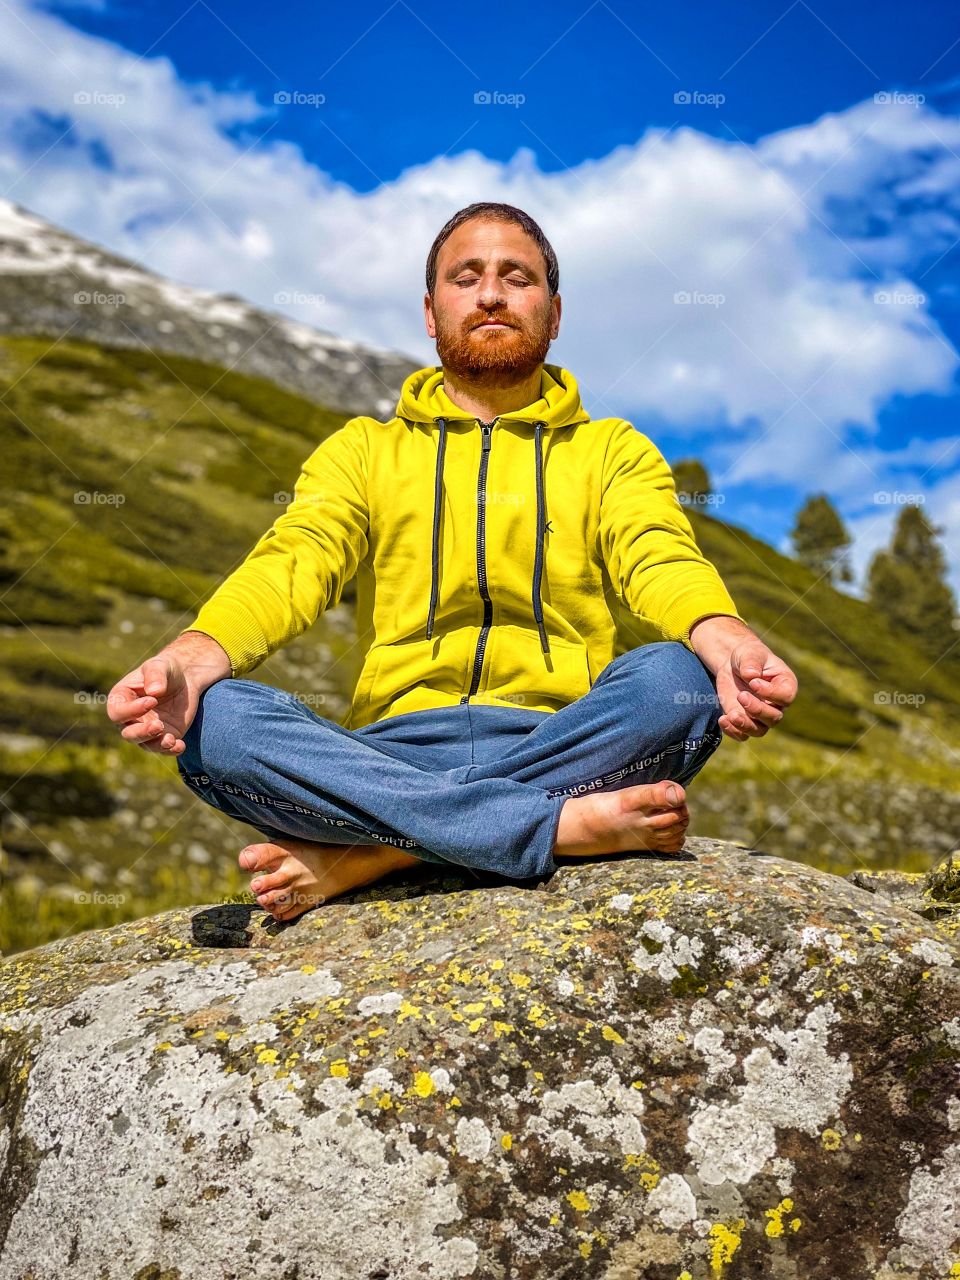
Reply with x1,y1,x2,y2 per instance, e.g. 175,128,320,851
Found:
501,1133,512,1150
709,1219,745,1274
764,1198,795,1238
602,1025,625,1044
821,1128,843,1150
412,1070,435,1097
567,1190,591,1211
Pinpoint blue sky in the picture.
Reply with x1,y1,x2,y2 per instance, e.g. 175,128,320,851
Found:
2,0,960,597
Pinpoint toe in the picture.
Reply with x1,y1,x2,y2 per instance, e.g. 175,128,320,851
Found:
249,867,293,894
649,809,683,828
239,843,286,874
653,779,685,809
256,887,294,907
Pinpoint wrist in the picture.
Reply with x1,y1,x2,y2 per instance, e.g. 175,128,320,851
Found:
162,630,233,690
688,614,755,672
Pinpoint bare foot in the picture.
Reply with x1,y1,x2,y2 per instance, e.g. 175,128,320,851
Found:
554,778,690,858
238,837,422,921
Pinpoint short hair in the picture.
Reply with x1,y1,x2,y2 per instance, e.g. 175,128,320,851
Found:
425,202,560,298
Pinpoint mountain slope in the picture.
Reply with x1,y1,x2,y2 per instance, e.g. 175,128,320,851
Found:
0,198,419,418
1,330,958,955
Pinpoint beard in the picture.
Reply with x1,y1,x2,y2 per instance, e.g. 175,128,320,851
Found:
434,307,553,387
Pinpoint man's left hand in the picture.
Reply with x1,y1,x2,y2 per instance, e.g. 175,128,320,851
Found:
688,616,799,742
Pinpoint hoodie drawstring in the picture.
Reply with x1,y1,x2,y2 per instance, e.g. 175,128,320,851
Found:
425,416,551,657
532,421,550,655
425,417,447,641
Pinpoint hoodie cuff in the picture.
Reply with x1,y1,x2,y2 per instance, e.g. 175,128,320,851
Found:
655,587,747,652
177,605,270,679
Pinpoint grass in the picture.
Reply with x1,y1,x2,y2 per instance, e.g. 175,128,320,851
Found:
1,331,958,956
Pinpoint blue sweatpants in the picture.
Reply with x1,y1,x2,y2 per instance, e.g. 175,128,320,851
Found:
176,641,723,881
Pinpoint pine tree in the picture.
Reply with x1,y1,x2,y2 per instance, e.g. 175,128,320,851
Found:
672,458,712,509
867,503,957,652
791,494,853,585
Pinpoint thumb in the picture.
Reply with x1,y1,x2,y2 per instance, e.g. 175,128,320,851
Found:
141,656,169,697
734,642,769,682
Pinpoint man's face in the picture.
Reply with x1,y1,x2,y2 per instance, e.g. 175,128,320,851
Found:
425,218,561,386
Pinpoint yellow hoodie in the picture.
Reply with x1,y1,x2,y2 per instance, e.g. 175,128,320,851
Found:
180,364,745,729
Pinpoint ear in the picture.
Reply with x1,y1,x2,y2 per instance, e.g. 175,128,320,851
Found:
424,291,437,338
550,293,562,339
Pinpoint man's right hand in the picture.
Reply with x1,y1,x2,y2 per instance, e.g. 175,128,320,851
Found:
106,631,232,756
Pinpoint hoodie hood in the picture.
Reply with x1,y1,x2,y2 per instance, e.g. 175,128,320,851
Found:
396,363,592,430
394,365,592,659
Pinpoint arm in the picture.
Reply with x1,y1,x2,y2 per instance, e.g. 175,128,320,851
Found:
598,421,746,650
597,424,797,741
105,422,370,757
177,417,370,678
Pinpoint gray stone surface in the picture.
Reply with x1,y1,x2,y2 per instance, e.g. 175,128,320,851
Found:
2,838,959,1279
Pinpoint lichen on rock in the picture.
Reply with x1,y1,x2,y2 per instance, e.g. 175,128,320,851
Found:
1,836,959,1279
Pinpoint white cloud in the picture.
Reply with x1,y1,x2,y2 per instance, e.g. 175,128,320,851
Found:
0,0,958,594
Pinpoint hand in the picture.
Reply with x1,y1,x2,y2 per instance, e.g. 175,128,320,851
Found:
714,640,798,742
688,615,798,743
105,632,230,756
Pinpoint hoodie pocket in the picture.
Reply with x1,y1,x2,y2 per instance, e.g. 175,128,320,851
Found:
479,624,592,712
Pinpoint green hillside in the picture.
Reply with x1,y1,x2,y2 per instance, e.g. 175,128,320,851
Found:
1,333,958,954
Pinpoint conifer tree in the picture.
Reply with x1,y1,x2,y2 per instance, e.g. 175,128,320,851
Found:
867,503,957,651
791,494,853,585
673,458,712,508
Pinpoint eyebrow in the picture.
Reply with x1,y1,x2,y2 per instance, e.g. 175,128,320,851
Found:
445,256,539,281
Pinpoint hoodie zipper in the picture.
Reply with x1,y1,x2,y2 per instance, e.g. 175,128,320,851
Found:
460,419,497,704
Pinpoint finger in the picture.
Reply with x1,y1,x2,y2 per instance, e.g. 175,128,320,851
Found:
106,691,157,724
718,715,749,742
721,710,768,739
736,689,784,726
746,673,797,708
140,733,185,755
120,716,167,745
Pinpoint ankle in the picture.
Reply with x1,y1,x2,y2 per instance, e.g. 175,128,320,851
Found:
554,795,604,858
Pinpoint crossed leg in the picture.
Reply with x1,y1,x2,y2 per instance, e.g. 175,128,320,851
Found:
177,641,723,920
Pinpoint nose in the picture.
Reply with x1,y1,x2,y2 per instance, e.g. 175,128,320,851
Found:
476,277,506,308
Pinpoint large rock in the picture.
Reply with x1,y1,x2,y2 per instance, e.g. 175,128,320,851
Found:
2,838,960,1280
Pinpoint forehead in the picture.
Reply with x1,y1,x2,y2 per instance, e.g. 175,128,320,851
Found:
437,219,542,271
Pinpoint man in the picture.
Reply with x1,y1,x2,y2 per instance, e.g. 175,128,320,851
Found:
107,201,797,922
